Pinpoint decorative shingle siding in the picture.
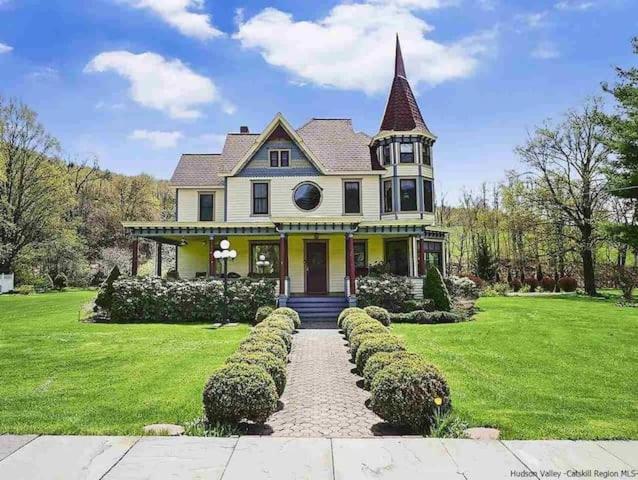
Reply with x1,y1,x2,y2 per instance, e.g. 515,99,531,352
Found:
238,139,319,175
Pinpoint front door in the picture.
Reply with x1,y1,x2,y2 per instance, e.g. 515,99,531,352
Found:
385,239,409,276
305,241,327,295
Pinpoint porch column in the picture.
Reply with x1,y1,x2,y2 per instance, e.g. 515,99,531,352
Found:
156,242,162,277
279,233,287,295
418,236,426,276
284,236,289,277
131,238,139,276
346,232,356,295
208,236,217,277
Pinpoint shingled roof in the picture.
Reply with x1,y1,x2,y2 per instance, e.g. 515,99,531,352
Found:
170,154,224,186
379,35,432,136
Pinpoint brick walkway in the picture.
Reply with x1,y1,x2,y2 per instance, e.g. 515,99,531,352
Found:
267,327,383,437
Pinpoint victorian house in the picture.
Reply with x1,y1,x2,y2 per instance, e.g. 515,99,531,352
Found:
123,37,447,318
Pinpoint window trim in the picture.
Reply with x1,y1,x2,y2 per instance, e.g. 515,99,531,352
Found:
382,144,392,166
382,179,394,213
197,191,215,221
422,142,432,166
292,181,323,212
251,180,270,216
423,178,434,213
399,142,415,164
268,149,292,168
399,177,418,212
342,179,362,215
249,240,280,277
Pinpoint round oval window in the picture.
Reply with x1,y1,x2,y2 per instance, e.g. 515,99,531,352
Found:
293,183,322,211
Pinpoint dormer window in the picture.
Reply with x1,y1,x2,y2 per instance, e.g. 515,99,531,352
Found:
382,145,392,165
422,143,432,166
400,143,414,163
269,149,290,167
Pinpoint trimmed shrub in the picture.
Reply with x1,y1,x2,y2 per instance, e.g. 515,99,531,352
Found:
344,313,377,339
349,321,389,342
350,332,388,361
370,361,451,432
558,276,578,292
426,311,463,324
203,363,278,424
423,265,451,312
463,274,485,289
238,337,287,361
355,335,406,372
337,307,365,329
357,274,413,312
510,278,522,292
252,325,292,352
524,277,539,293
258,315,294,334
226,351,287,396
540,276,556,292
389,310,463,324
364,306,391,326
405,298,436,312
53,273,68,290
272,307,301,329
363,351,424,389
254,306,274,325
95,266,121,312
445,276,479,300
481,282,510,297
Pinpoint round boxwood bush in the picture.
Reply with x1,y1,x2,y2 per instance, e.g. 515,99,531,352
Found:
238,337,287,361
260,315,294,334
355,335,406,372
254,306,274,325
350,321,388,343
344,313,376,339
370,361,451,433
363,306,391,326
558,276,578,292
203,363,278,424
272,307,301,329
350,333,388,362
226,351,287,396
363,351,424,389
337,307,365,329
253,324,292,352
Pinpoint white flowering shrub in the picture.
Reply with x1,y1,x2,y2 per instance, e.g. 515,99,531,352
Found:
357,274,413,312
105,276,276,323
445,275,479,300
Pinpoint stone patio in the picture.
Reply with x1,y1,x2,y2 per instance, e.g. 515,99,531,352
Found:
267,327,383,437
1,435,636,480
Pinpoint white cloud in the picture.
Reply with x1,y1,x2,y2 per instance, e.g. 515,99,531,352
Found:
26,66,59,81
515,11,549,29
0,42,13,54
130,129,184,148
555,0,596,11
120,0,222,40
531,41,560,59
368,0,457,9
84,51,234,119
476,0,497,10
234,3,496,95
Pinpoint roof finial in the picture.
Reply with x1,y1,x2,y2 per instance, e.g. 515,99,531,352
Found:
395,33,406,79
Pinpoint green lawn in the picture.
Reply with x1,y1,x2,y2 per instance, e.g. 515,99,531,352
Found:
0,290,249,435
393,295,638,440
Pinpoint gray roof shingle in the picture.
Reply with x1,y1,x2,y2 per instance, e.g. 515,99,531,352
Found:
170,154,224,186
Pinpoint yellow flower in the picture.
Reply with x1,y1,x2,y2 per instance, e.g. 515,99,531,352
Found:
434,397,443,406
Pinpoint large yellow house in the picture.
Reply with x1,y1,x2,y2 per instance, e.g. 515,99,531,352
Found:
123,37,447,318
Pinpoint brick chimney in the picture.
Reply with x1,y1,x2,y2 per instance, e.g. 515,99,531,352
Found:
240,126,249,134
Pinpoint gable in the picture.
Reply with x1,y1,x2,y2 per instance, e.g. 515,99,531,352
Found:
237,134,320,177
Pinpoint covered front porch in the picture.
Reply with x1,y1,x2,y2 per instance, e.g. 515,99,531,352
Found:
122,219,448,305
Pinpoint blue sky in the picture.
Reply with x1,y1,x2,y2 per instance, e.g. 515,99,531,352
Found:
0,0,636,203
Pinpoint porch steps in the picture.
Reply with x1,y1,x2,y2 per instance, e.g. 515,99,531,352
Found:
287,297,348,323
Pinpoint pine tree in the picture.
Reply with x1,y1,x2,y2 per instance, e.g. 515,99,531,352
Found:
423,265,451,312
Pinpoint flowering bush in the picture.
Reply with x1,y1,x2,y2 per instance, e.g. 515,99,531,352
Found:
103,276,276,323
445,276,479,299
357,274,413,312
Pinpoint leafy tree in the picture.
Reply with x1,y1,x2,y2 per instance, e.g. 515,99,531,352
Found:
516,99,611,296
601,37,638,252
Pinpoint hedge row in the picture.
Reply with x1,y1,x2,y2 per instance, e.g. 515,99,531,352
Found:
97,276,276,323
389,310,463,324
202,309,298,425
339,307,452,434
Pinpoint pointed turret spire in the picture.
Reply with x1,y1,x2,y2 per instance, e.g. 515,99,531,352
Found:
394,34,406,78
379,35,431,135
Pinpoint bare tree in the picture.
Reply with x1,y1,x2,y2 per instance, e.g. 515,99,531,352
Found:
516,98,611,295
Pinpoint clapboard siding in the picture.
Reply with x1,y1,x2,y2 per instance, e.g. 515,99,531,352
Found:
177,188,225,222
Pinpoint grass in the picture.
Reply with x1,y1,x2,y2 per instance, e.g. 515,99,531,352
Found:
0,290,249,435
393,295,638,440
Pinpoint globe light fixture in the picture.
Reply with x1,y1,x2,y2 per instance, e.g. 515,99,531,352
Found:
213,239,236,325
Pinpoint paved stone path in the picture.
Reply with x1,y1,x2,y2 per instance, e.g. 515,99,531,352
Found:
1,435,636,480
268,328,383,437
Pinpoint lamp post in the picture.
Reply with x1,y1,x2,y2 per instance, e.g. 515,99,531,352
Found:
213,239,237,325
256,254,270,276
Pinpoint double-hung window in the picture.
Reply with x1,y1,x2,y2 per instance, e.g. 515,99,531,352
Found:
344,180,361,214
198,193,214,221
423,179,434,213
422,143,432,165
250,242,280,277
383,180,393,213
269,150,290,167
382,145,392,165
252,182,269,215
400,143,415,163
400,179,417,211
